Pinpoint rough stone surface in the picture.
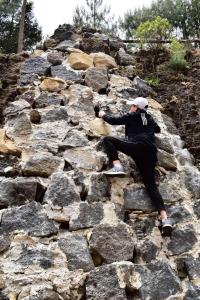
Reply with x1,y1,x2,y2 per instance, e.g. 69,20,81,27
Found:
34,92,65,108
1,202,58,237
184,256,200,280
89,223,135,263
40,107,68,123
87,173,111,203
133,76,155,97
51,65,82,82
58,235,94,271
5,112,32,141
92,52,117,69
44,172,80,207
116,48,134,66
60,129,88,149
47,52,63,65
20,57,51,76
136,239,159,263
157,149,177,171
85,67,108,92
3,99,30,116
40,77,66,92
193,199,200,218
0,235,11,253
80,37,110,54
68,52,94,70
184,283,200,300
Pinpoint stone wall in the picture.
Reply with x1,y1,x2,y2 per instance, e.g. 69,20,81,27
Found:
0,25,200,300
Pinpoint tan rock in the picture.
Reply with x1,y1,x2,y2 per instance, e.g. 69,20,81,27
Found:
149,98,163,111
0,129,21,157
68,52,93,70
40,77,66,92
87,118,112,137
109,74,132,87
91,52,117,69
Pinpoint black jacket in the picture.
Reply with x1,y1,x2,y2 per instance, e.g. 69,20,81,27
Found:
102,110,160,142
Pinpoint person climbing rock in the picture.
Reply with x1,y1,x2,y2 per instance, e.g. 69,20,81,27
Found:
97,97,173,236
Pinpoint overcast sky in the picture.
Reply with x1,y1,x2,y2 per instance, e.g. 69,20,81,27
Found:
32,0,152,37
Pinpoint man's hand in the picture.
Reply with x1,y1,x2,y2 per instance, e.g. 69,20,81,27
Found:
99,110,106,118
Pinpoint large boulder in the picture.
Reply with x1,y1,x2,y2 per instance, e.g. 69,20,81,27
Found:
80,37,110,54
68,52,94,70
91,52,117,69
51,65,82,82
20,57,51,76
40,77,66,92
116,48,134,66
85,67,108,92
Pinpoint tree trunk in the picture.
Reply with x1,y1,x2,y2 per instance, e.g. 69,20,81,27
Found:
17,0,27,53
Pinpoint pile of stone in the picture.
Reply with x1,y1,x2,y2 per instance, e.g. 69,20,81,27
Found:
0,24,200,300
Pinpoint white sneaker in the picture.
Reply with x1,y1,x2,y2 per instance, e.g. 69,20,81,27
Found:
103,166,126,176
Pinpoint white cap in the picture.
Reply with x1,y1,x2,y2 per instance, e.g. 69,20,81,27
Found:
127,97,148,110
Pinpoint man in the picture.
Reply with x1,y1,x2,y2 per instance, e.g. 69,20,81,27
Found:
98,97,172,236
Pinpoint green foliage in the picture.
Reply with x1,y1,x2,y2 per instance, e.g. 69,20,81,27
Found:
0,0,42,53
169,38,187,71
145,76,160,87
134,16,172,48
73,0,118,35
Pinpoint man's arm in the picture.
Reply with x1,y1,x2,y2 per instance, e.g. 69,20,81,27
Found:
101,112,130,125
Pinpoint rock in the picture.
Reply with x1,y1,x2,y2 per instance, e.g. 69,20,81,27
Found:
167,205,192,224
116,48,134,66
54,40,79,51
59,129,88,149
0,177,45,208
0,129,21,157
133,76,155,97
58,235,94,271
109,39,126,52
184,166,200,198
30,110,41,124
44,172,80,207
135,261,181,299
69,202,104,230
124,185,156,212
87,173,111,203
0,155,20,176
20,57,51,76
3,99,31,116
92,52,117,69
162,114,179,135
51,65,82,82
109,74,132,88
43,37,57,49
167,226,198,255
149,98,163,110
184,256,200,280
128,216,155,239
40,77,66,92
34,92,65,108
22,152,64,177
87,118,112,137
136,239,159,263
68,52,94,70
16,246,54,269
86,264,127,300
80,37,110,54
5,112,32,142
0,235,11,253
40,107,68,123
47,52,63,65
85,67,108,92
1,202,58,237
184,283,200,300
89,223,135,263
157,149,177,171
19,73,39,85
155,135,174,154
64,148,105,171
51,24,76,42
193,199,200,218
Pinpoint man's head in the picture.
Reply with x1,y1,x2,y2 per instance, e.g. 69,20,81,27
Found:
127,97,148,112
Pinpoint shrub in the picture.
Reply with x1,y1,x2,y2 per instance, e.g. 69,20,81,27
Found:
169,38,187,71
145,76,160,87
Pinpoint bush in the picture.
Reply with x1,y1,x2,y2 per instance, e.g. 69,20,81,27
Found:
145,76,160,87
169,38,187,71
134,16,172,48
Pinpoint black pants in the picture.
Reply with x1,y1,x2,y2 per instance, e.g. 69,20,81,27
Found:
102,136,166,213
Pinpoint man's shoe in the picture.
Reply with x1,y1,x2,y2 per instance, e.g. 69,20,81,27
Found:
103,166,126,176
161,219,173,236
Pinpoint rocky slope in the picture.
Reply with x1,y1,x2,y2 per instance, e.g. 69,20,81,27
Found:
0,24,200,300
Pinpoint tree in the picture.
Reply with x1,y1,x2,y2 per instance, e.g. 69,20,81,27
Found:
17,0,27,52
73,0,118,35
0,0,42,53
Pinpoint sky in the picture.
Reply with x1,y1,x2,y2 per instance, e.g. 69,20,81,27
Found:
32,0,153,37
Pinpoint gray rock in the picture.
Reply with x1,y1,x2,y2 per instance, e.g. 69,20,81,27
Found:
80,37,110,54
116,48,134,66
47,52,63,65
87,173,111,203
21,57,51,76
19,73,39,85
0,155,20,176
124,185,155,212
22,152,64,177
44,172,80,207
184,256,200,280
16,246,54,269
162,114,179,135
60,129,88,149
128,216,155,239
167,205,192,224
136,239,159,263
34,92,65,108
58,235,94,271
157,149,177,171
135,261,181,299
25,290,61,300
0,177,45,208
1,202,58,237
3,100,31,116
86,264,126,300
85,67,108,92
41,107,68,123
133,76,155,97
167,226,198,255
51,24,75,42
54,40,79,51
111,86,139,99
51,65,82,82
0,235,10,253
5,112,32,140
184,283,200,300
70,202,104,230
89,223,135,263
184,166,200,198
193,199,200,218
155,136,174,154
